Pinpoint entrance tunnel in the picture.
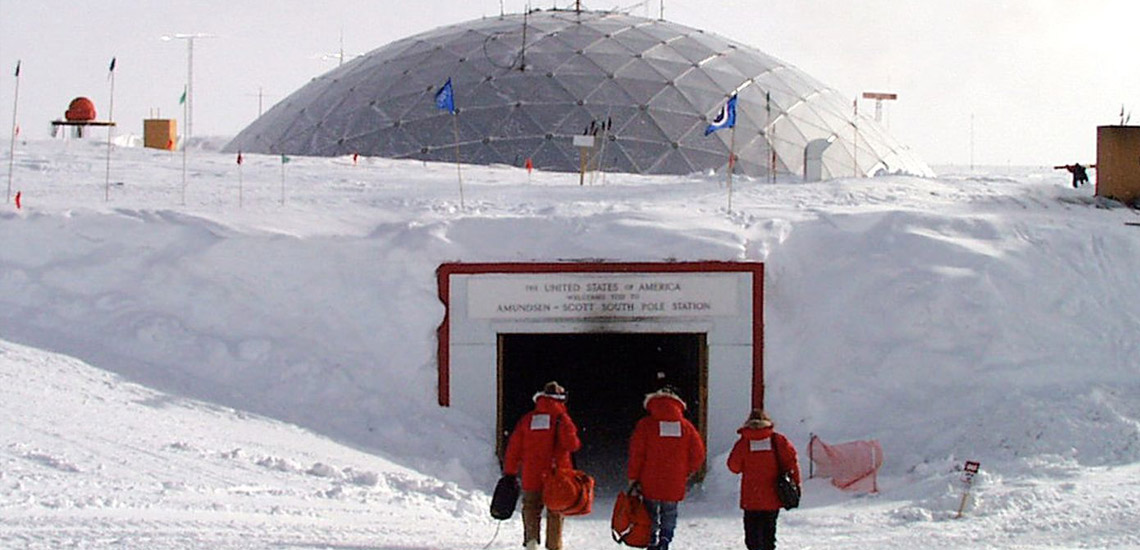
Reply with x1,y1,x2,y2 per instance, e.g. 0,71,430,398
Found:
498,332,706,491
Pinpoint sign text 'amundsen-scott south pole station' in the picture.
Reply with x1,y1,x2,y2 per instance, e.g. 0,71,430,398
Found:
466,273,740,320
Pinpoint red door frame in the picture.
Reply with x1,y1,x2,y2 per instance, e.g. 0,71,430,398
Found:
436,261,765,410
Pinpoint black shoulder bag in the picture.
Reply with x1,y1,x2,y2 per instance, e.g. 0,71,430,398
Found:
772,434,801,510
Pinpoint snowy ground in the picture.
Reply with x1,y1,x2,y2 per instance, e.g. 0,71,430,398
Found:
2,137,1139,548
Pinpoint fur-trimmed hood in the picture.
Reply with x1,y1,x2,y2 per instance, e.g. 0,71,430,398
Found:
643,389,686,420
533,395,568,415
740,418,773,430
740,409,773,430
643,388,686,410
532,380,567,403
736,424,774,439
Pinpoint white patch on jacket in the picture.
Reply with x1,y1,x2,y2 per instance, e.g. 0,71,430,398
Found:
749,438,772,452
530,414,551,430
659,421,682,437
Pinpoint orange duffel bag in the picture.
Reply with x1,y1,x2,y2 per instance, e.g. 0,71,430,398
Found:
611,487,651,547
542,467,595,516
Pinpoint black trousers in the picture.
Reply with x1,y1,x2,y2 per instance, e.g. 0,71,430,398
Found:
743,510,779,550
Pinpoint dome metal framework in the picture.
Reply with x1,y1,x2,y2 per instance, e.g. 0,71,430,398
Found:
225,9,932,180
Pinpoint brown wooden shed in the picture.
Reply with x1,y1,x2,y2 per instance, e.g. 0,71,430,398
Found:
1096,125,1140,205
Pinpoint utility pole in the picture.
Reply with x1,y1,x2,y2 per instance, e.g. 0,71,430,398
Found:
246,87,274,118
161,33,214,143
861,91,897,125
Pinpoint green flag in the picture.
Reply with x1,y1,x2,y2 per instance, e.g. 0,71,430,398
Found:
281,154,290,164
179,87,187,105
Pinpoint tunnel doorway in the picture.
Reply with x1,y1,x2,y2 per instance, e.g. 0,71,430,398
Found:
497,332,707,492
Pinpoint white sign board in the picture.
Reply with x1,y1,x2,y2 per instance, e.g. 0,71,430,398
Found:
466,273,739,319
572,135,598,148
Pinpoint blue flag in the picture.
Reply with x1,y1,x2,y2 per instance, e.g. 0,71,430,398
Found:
705,94,737,136
435,78,456,114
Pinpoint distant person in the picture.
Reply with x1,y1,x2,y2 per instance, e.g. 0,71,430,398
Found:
1055,163,1094,188
503,381,581,550
626,385,706,550
727,410,802,550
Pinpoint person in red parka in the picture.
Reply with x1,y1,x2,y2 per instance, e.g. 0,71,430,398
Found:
626,385,706,550
726,409,801,550
503,381,581,550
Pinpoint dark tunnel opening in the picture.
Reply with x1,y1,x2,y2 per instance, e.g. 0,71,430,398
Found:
498,332,706,492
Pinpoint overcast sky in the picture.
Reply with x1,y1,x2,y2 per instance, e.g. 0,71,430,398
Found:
1,0,1135,166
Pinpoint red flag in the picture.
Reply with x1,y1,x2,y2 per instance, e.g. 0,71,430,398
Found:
352,152,359,165
525,157,533,173
236,151,244,165
14,191,21,209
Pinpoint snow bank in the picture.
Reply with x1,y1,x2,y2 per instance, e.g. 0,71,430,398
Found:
2,140,1139,502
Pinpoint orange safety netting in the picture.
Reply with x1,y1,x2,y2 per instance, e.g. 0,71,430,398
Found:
808,434,883,493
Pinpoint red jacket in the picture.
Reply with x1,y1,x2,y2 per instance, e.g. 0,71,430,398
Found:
726,424,801,511
627,393,706,502
503,397,581,492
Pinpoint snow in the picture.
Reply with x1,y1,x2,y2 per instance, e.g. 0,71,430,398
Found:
2,136,1139,549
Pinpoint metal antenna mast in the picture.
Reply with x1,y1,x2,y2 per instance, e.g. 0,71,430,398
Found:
161,33,214,143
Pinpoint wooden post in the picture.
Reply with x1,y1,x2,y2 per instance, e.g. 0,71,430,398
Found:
579,148,587,186
955,460,980,519
573,135,596,186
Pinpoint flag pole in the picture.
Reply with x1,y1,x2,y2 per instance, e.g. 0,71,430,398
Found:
181,85,188,206
766,91,775,184
280,155,287,205
104,57,117,202
237,152,244,208
434,78,464,208
853,97,859,178
7,60,21,203
591,114,612,185
452,113,464,209
727,124,736,212
771,124,779,183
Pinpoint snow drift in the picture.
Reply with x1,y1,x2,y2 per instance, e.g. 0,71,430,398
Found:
1,139,1139,548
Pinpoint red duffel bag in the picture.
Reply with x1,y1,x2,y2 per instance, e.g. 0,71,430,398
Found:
611,487,651,547
542,467,595,516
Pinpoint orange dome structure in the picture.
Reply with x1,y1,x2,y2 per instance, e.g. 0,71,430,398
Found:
64,97,97,122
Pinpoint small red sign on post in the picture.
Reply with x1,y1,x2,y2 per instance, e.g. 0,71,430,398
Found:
956,460,981,518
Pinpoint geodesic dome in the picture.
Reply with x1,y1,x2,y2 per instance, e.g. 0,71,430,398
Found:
225,9,932,180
